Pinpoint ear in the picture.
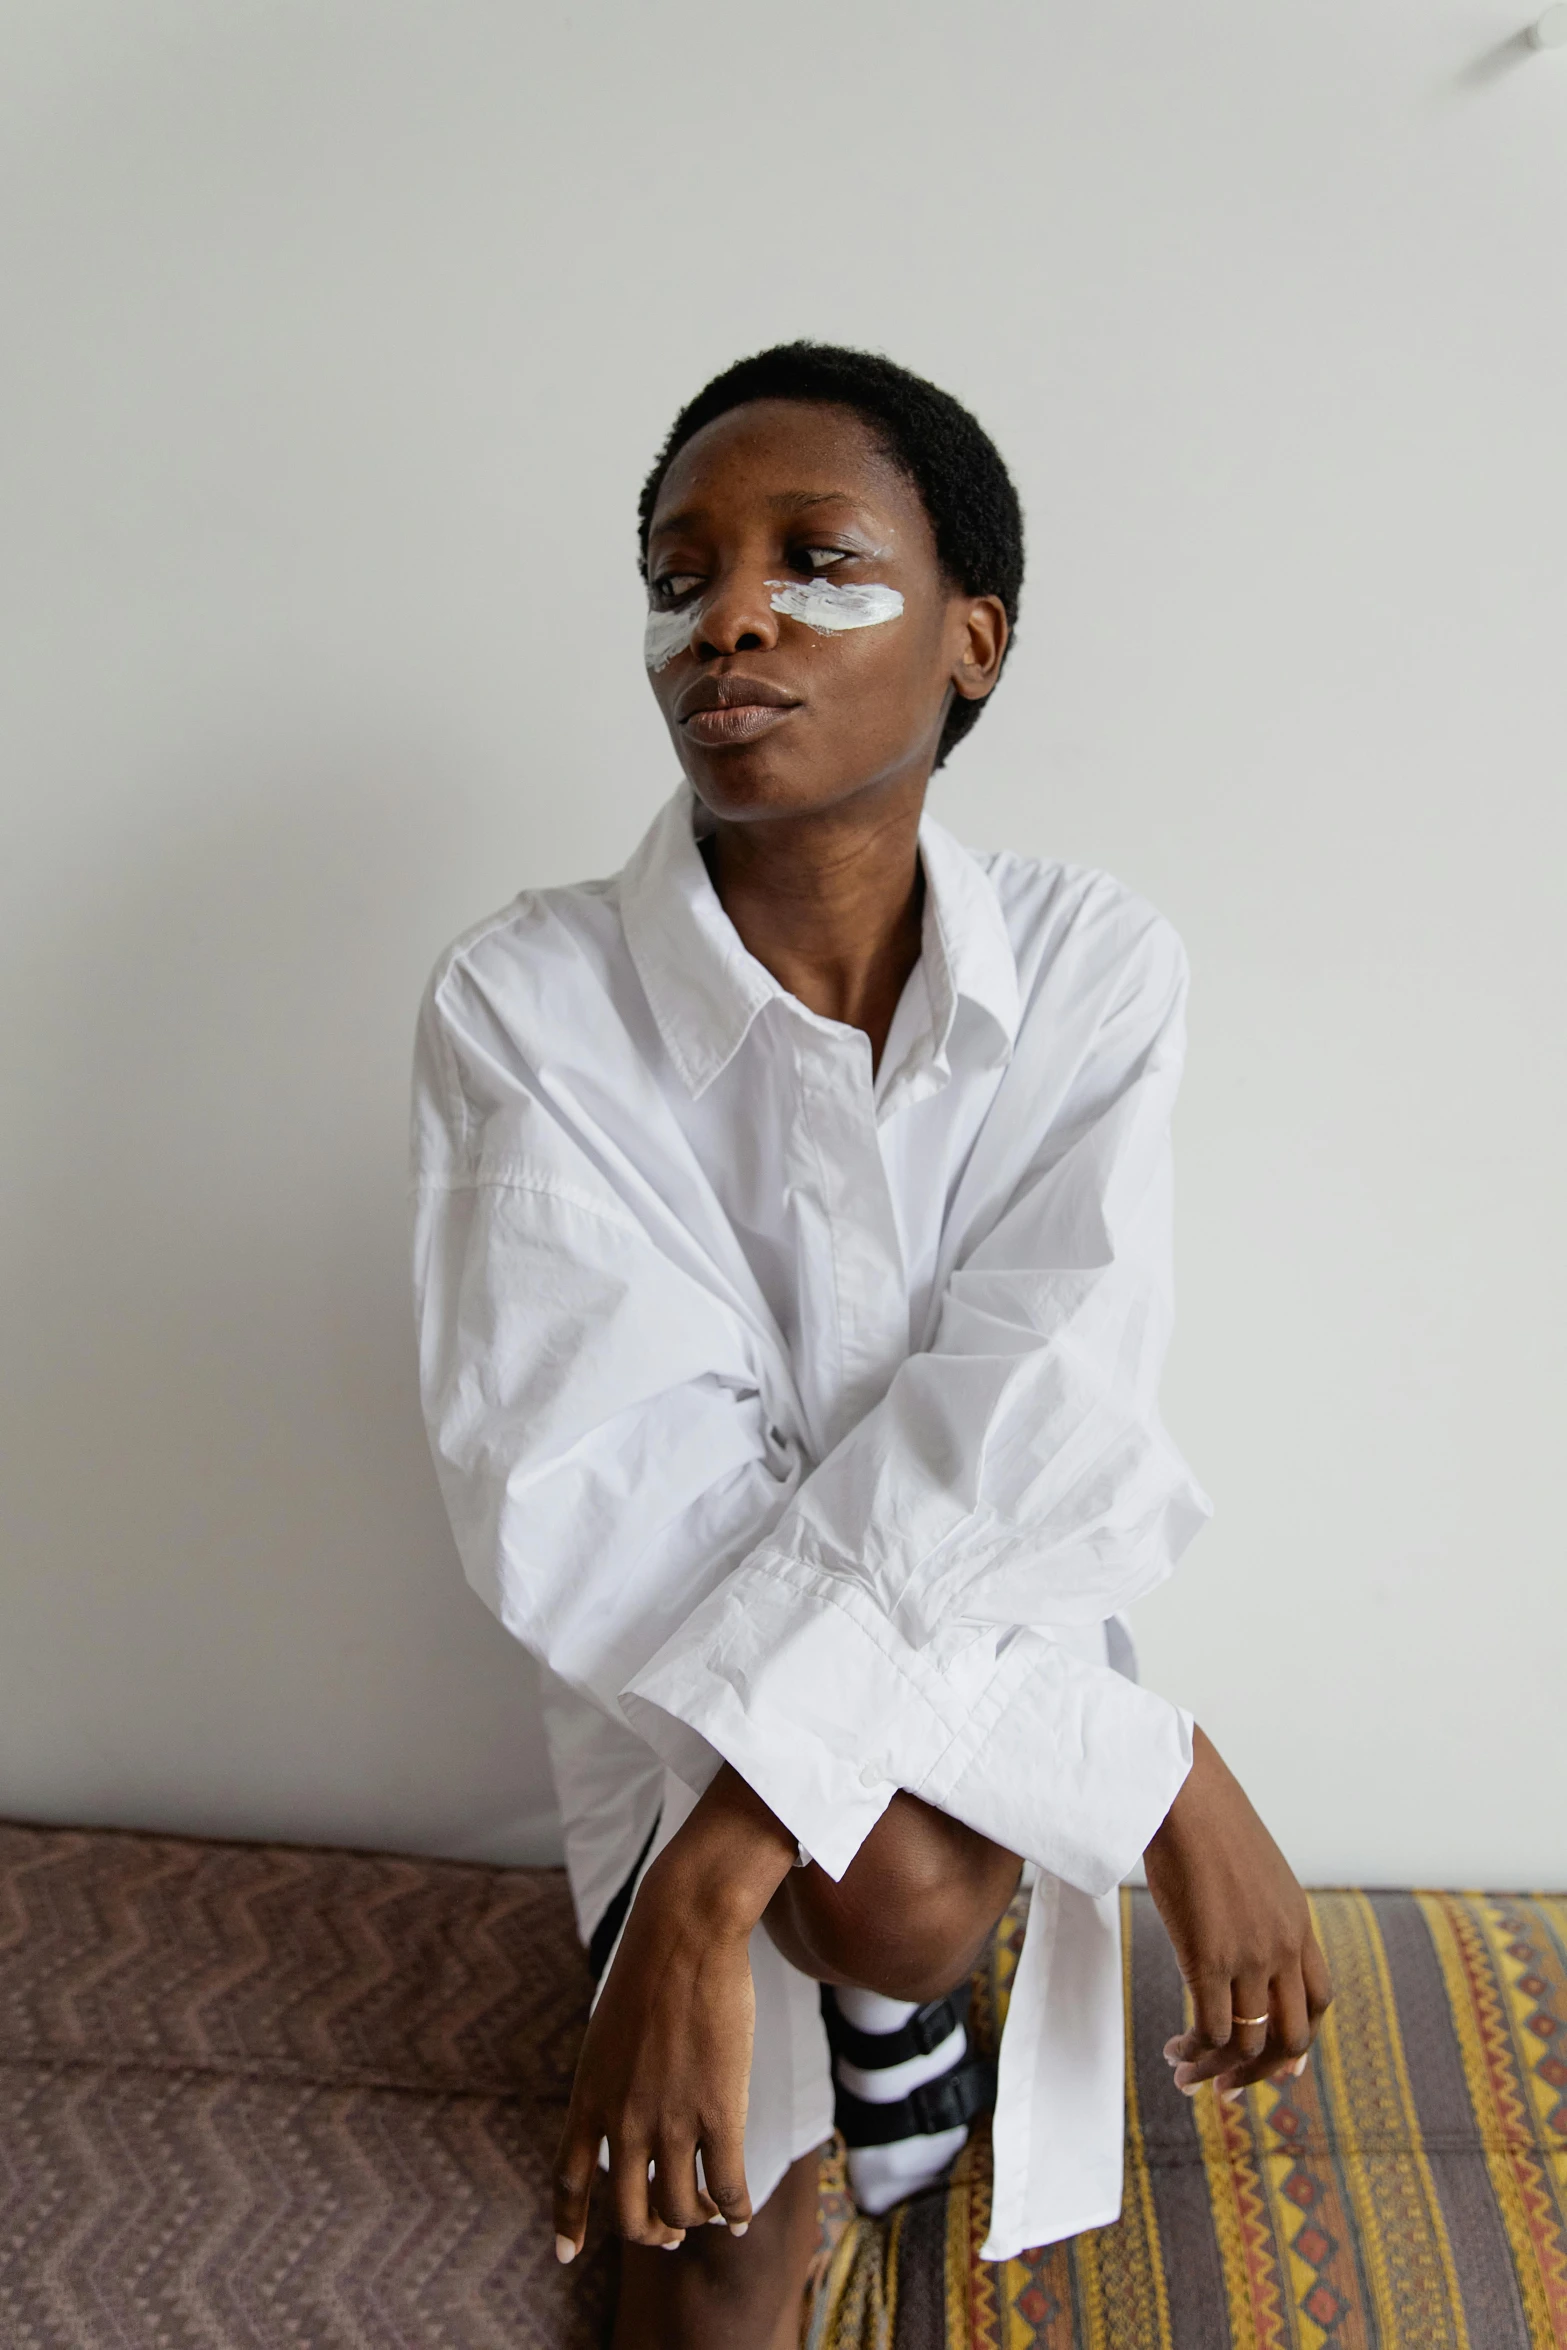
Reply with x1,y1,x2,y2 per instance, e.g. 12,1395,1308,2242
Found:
949,595,1009,705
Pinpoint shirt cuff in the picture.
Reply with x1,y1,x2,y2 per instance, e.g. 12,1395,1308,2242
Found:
621,1550,1193,1891
920,1632,1193,1894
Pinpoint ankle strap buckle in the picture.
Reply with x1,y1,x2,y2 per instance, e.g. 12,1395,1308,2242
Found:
832,2052,998,2151
822,1983,971,2072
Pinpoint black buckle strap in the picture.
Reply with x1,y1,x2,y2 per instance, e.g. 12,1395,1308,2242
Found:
822,1983,971,2072
833,2052,998,2149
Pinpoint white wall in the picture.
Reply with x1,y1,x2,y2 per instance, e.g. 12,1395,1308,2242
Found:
2,1,1563,1886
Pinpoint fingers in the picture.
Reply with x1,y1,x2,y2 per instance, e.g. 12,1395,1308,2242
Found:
1166,1970,1241,2089
551,2113,599,2266
1211,1973,1306,2099
1172,1964,1322,2104
607,2127,753,2247
1303,1925,1334,2025
611,2136,685,2252
1267,1966,1314,2076
1225,1974,1273,2070
1189,1969,1237,2062
649,2134,717,2234
697,2114,754,2239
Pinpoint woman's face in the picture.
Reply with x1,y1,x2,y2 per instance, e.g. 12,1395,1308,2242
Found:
643,399,1007,826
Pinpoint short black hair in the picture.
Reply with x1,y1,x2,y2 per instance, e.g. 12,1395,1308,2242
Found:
637,341,1024,769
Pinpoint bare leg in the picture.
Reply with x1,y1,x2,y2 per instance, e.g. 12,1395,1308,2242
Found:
610,1792,1019,2346
611,2145,822,2350
764,1789,1022,2001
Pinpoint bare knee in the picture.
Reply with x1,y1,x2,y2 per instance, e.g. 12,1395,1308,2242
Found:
766,1794,1021,2002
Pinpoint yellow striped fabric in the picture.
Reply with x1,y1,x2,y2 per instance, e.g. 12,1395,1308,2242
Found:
807,1889,1567,2350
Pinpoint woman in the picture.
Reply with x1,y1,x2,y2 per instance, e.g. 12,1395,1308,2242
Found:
412,343,1330,2349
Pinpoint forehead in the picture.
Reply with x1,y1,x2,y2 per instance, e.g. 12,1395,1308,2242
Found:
647,398,931,546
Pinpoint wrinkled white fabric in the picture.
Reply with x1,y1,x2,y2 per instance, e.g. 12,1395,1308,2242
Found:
411,780,1209,2256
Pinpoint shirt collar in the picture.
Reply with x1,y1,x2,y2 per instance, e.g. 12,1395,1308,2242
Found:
619,781,1020,1100
914,804,1021,1074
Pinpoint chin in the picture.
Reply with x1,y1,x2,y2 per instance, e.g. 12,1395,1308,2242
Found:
683,751,836,824
683,748,903,828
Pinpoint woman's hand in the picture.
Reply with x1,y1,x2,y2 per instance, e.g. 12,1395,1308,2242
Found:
552,1766,799,2262
1144,1726,1333,2101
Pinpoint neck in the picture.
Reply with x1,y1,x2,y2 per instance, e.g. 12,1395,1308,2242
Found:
701,778,927,1072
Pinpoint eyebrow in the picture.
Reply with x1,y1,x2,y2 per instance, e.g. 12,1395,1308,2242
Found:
648,489,867,540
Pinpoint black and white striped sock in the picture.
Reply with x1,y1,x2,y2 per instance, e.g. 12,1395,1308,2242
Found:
822,1983,997,2214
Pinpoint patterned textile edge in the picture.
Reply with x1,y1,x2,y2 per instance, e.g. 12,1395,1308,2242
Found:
1416,1891,1567,2345
0,1821,613,2350
1192,1889,1471,2349
806,1887,1567,2350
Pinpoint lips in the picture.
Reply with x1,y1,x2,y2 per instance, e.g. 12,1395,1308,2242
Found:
674,671,801,747
682,703,797,747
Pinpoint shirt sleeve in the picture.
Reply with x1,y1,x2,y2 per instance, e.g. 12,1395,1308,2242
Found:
622,915,1210,1893
410,969,797,1746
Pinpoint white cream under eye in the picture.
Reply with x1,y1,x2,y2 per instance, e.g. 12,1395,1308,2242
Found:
764,579,904,632
644,604,700,671
643,574,905,669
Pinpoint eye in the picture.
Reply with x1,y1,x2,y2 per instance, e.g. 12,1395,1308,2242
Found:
651,572,703,603
797,546,850,574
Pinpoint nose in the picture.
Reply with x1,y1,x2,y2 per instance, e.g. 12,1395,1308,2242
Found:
692,568,781,660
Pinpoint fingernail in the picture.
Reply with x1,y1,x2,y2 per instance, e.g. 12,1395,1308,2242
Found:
1220,2088,1243,2104
707,2213,726,2225
1178,2081,1199,2098
554,2235,576,2266
729,2221,749,2237
1291,2056,1309,2077
661,2239,682,2252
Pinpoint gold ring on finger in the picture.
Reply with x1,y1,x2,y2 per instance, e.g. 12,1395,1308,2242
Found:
1233,2013,1270,2029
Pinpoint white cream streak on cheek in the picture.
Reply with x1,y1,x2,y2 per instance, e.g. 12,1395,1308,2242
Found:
764,580,904,632
643,578,904,668
643,605,700,671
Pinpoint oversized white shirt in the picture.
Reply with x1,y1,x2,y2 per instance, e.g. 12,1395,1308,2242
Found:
411,780,1209,2259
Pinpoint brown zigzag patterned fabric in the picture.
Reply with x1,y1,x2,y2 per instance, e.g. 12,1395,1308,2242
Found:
0,1821,612,2348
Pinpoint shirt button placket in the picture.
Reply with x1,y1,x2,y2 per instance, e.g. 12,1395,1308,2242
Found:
806,1029,910,1449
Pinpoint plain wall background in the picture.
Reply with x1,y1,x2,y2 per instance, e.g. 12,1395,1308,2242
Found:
2,1,1563,1886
